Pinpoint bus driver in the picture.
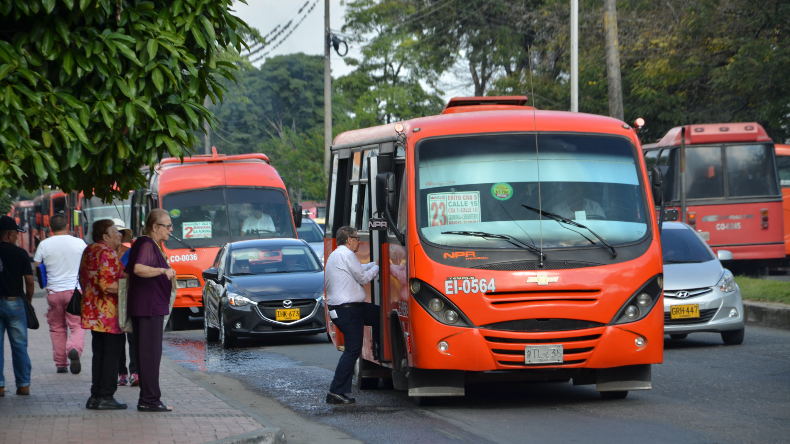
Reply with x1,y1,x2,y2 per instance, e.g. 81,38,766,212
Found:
241,204,275,236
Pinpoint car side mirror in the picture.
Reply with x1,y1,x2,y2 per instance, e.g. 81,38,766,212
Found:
650,166,663,206
717,250,734,262
376,172,397,215
202,268,219,282
292,205,302,228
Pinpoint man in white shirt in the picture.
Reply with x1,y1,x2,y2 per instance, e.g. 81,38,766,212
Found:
325,226,379,405
33,214,87,374
240,205,275,236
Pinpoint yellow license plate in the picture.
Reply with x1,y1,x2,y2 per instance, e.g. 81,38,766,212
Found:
276,308,300,321
670,304,700,319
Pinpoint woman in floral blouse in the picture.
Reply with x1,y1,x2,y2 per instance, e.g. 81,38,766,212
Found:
79,219,126,410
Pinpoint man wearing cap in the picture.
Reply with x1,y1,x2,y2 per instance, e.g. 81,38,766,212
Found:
241,205,275,236
34,214,87,374
0,215,35,396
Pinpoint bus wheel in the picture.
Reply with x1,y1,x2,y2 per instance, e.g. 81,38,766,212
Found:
600,391,628,400
721,328,744,345
170,308,189,331
669,334,688,340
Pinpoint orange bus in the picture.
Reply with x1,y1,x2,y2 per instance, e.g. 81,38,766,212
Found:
643,123,783,275
10,200,35,255
132,148,302,330
324,96,664,401
773,144,790,259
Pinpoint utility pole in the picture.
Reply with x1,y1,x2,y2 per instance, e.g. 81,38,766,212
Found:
570,0,578,112
203,96,211,154
323,0,332,177
603,0,624,121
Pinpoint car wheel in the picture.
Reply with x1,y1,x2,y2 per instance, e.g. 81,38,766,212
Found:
669,334,688,340
600,391,628,400
204,306,219,342
721,328,744,345
219,311,235,349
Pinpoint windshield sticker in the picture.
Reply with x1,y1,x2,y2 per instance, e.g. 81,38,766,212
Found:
182,221,212,239
491,183,513,201
444,276,496,295
427,192,480,227
169,209,181,218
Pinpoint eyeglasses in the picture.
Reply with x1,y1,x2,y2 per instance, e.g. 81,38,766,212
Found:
348,236,359,240
156,223,173,229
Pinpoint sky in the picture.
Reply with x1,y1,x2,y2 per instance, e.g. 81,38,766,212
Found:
232,0,359,78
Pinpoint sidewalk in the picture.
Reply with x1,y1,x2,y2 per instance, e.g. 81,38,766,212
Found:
1,295,276,444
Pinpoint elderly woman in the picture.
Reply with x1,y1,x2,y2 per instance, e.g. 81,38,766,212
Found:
126,209,176,412
79,219,126,410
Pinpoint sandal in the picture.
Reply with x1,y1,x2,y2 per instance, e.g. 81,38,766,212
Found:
137,404,173,412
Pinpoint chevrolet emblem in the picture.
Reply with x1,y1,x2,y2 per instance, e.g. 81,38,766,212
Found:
527,273,559,285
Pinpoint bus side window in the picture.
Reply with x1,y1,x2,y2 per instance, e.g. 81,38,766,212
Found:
396,168,407,233
645,151,658,171
776,154,790,189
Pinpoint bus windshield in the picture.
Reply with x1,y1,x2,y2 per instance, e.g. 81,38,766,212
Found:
417,134,647,249
162,187,295,249
82,195,132,240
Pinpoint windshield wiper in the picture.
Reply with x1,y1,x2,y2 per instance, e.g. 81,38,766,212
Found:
169,234,196,252
521,205,617,258
441,230,546,260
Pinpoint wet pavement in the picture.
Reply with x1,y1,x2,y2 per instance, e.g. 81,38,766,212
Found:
163,324,790,444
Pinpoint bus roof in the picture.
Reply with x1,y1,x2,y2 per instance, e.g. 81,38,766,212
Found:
15,200,34,208
332,106,639,148
648,123,771,149
774,144,790,156
155,149,285,196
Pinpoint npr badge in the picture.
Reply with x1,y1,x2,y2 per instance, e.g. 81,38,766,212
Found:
527,273,559,285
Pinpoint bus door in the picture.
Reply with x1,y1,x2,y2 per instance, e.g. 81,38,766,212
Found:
367,153,389,365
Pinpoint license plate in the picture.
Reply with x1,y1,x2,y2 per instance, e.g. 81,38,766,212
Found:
276,308,300,321
670,304,700,319
525,344,563,364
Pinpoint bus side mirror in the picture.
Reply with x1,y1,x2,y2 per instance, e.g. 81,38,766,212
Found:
292,205,302,228
376,173,397,215
651,166,663,206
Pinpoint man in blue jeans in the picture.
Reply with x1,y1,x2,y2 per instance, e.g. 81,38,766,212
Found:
0,215,34,397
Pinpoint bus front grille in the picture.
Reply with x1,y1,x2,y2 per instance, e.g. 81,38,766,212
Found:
497,359,587,367
473,260,601,271
484,334,602,344
481,319,605,332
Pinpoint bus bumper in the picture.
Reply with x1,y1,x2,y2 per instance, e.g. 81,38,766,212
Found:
175,288,203,308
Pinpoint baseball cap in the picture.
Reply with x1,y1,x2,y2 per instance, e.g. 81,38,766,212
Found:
111,218,133,242
0,215,26,233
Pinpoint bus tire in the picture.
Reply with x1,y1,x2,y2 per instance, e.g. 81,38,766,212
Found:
170,308,189,331
600,391,628,400
389,311,406,372
669,334,688,340
721,328,744,345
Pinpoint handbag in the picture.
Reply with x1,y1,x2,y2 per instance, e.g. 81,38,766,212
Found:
22,296,39,330
65,287,82,317
118,278,133,333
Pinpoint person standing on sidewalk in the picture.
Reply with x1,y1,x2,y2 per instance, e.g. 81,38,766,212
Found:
113,219,138,387
127,209,176,412
79,219,127,410
33,214,87,375
0,215,34,397
325,226,380,405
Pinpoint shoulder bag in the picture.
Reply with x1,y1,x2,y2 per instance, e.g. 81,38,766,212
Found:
65,287,82,317
22,296,39,330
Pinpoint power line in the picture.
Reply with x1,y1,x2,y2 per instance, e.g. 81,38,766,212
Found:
251,0,320,63
245,1,310,53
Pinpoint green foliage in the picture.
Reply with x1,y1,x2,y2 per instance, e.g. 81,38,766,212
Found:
0,0,249,200
735,276,790,305
0,188,17,215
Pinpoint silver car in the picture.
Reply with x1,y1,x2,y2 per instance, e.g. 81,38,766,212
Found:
296,217,325,263
661,222,745,345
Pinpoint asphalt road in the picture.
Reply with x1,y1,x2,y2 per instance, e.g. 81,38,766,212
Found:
163,322,790,444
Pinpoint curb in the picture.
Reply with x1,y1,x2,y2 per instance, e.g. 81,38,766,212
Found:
161,357,287,444
204,427,286,444
743,300,790,331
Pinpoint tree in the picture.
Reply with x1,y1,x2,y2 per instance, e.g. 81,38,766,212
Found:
0,0,249,200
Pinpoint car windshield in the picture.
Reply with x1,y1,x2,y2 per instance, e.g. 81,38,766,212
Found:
661,227,715,263
162,187,296,249
296,220,323,243
81,195,131,242
229,245,321,275
417,134,648,249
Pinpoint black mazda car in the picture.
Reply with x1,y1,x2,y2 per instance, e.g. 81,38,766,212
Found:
202,238,326,348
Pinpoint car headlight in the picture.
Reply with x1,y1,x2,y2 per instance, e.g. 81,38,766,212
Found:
716,269,736,293
227,291,254,307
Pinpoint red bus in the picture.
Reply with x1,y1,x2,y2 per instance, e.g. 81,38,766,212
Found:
324,96,664,401
10,200,35,255
773,144,790,258
132,148,302,330
643,123,783,274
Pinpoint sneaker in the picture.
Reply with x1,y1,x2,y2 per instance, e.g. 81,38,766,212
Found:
129,373,139,387
68,348,81,374
57,367,68,374
118,374,128,386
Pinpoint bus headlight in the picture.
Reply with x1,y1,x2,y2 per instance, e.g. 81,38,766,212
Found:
610,275,662,325
716,269,736,293
429,298,444,312
409,279,473,328
443,310,459,324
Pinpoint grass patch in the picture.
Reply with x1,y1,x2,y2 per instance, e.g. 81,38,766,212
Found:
734,276,790,305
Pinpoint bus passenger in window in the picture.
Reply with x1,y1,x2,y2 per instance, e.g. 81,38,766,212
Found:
241,205,275,236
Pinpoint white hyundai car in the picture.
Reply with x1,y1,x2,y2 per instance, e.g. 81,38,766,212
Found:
661,222,745,345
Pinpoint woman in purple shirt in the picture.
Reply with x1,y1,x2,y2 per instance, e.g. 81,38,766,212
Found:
126,209,176,412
